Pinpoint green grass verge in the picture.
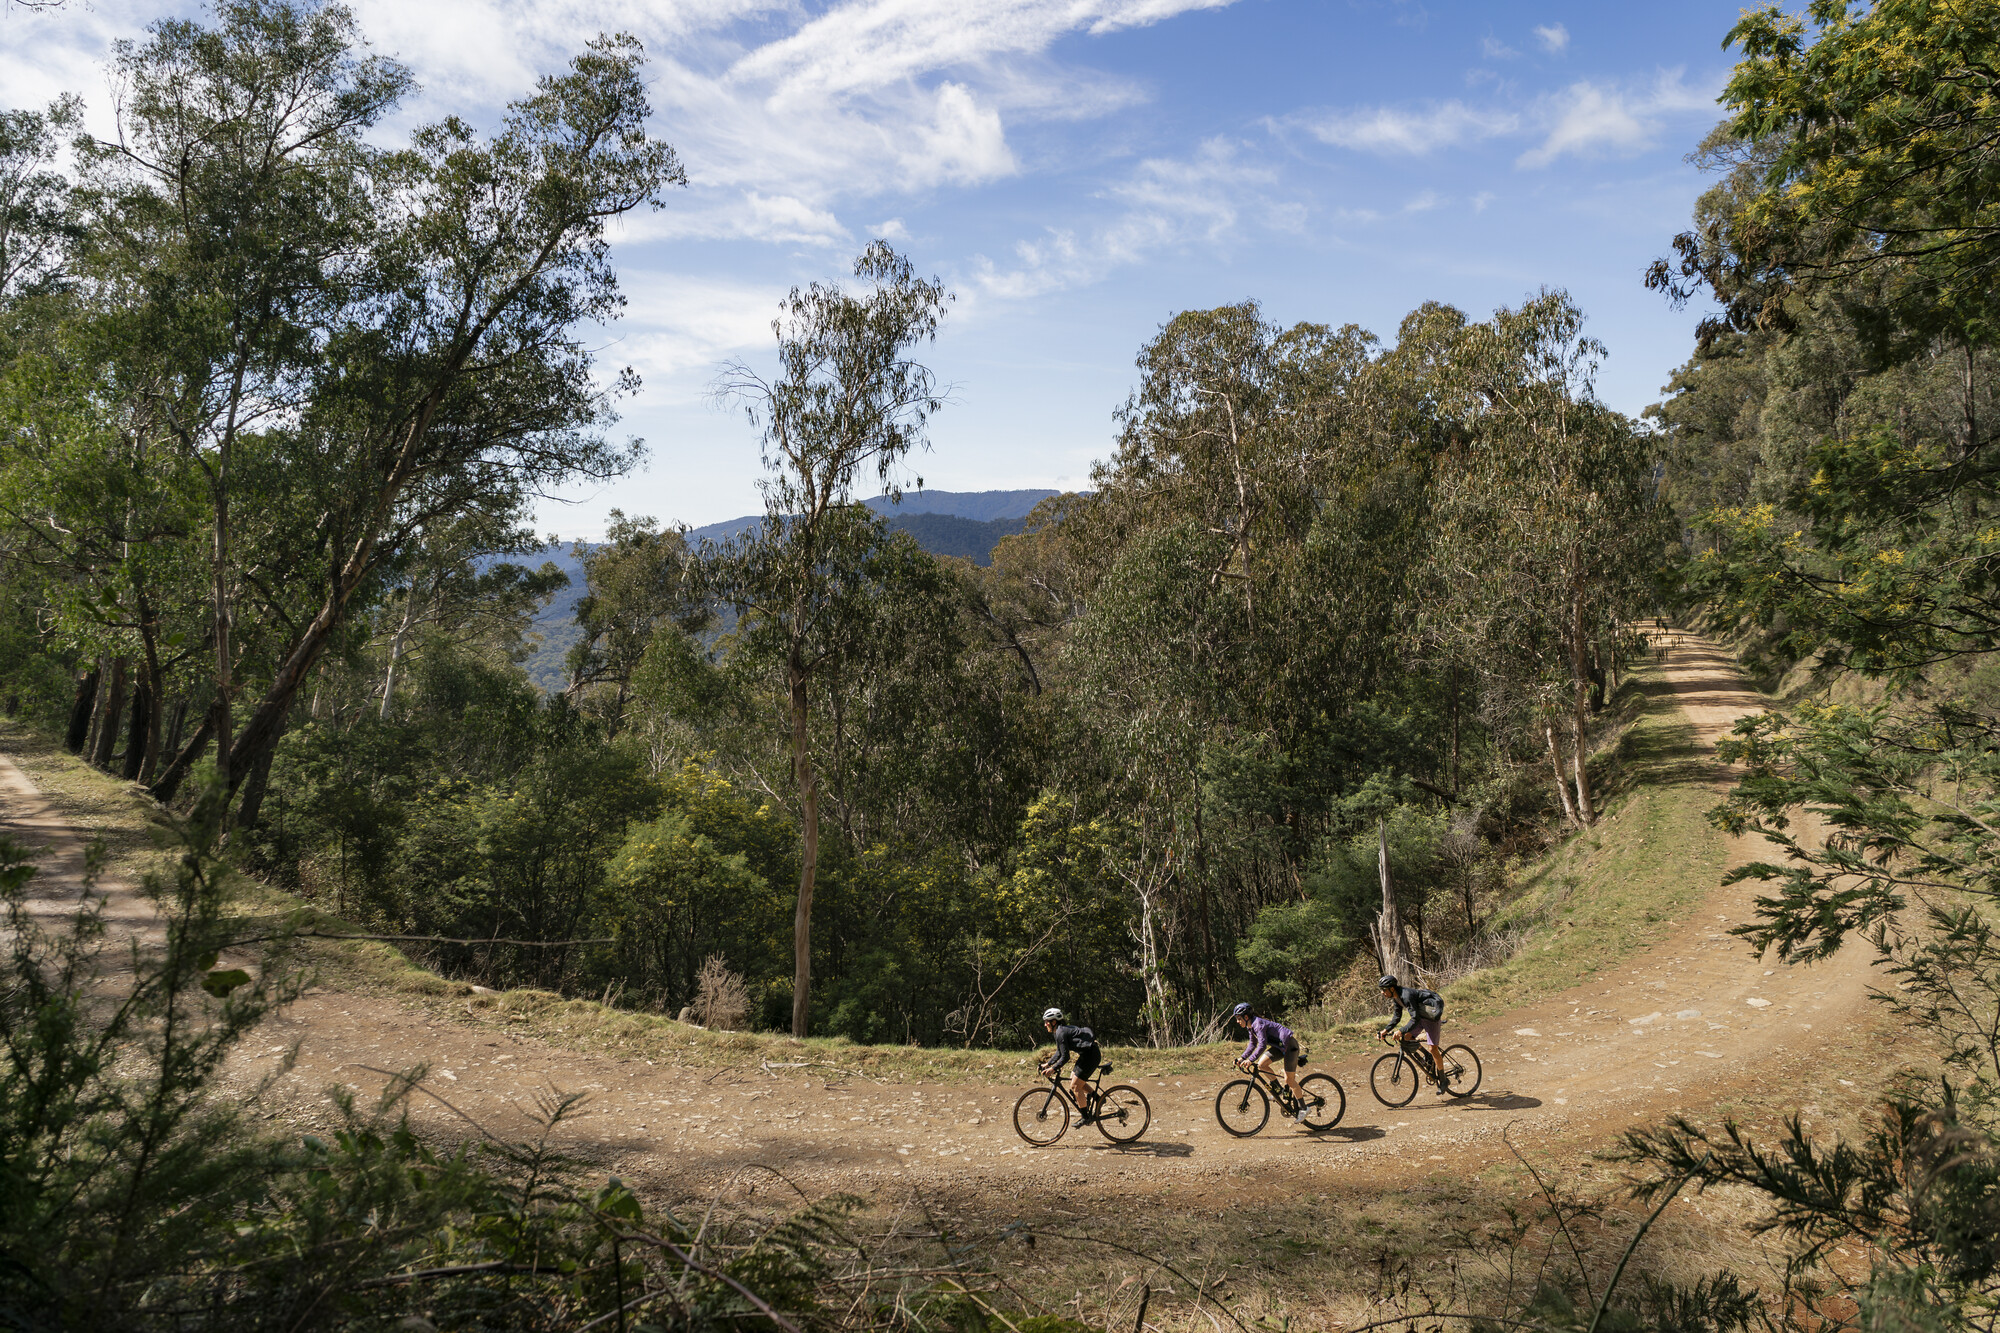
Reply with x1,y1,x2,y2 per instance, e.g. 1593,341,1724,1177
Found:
1438,663,1737,1025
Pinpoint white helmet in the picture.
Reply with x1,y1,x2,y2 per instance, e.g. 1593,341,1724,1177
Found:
1041,1007,1064,1023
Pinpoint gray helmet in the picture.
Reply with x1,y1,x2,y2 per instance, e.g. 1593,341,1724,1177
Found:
1231,1002,1252,1018
1378,975,1398,990
1041,1007,1064,1023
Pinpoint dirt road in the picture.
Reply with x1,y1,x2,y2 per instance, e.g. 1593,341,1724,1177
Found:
0,634,1888,1209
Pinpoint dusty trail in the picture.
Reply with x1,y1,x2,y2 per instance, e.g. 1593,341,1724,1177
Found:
0,634,1888,1209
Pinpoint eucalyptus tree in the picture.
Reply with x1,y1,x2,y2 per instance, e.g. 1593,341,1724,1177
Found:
1426,292,1664,825
375,502,568,720
68,3,682,814
71,0,411,794
0,96,80,309
564,510,710,734
1071,302,1415,1033
705,241,950,1037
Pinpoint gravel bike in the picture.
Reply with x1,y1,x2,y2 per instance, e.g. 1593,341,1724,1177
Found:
1369,1034,1482,1106
1012,1062,1151,1146
1214,1059,1346,1136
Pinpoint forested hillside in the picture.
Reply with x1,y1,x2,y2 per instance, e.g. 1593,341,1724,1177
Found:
515,497,1042,690
0,0,1671,1052
15,0,2000,1327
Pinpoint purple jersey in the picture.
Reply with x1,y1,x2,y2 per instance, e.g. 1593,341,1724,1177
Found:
1238,1016,1294,1063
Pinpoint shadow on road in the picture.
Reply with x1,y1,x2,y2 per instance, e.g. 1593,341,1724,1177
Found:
1309,1124,1388,1143
1078,1139,1192,1158
1460,1091,1541,1110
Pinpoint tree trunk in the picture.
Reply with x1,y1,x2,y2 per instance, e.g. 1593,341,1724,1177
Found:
149,714,215,805
163,698,188,760
1376,822,1414,984
1547,722,1579,826
83,655,110,758
121,685,151,781
789,658,817,1039
92,657,128,770
65,668,99,753
236,725,282,829
1570,708,1597,826
379,594,419,720
1568,590,1597,826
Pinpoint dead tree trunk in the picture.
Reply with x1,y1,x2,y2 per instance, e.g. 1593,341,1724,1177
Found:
1375,821,1414,984
1546,722,1579,826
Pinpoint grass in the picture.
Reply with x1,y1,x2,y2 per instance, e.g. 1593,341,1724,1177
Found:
1439,661,1738,1025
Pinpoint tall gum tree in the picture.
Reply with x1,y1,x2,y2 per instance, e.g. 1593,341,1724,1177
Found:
70,4,683,814
706,241,950,1038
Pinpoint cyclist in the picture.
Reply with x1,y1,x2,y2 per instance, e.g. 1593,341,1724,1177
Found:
1376,974,1446,1086
1039,1007,1099,1124
1230,1002,1306,1120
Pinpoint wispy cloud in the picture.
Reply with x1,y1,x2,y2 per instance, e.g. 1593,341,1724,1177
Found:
1533,23,1569,54
1480,36,1519,59
972,137,1281,298
1516,69,1717,167
1291,67,1718,167
1295,100,1520,155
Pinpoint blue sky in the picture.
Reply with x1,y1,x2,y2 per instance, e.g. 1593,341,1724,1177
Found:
3,0,1752,535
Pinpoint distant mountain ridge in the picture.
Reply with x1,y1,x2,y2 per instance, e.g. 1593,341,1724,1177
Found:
682,488,1057,545
515,488,1060,690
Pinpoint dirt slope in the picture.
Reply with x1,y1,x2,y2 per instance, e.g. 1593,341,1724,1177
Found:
0,634,1891,1210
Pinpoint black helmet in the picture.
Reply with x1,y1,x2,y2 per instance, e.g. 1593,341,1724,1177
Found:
1378,975,1398,989
1230,1002,1252,1018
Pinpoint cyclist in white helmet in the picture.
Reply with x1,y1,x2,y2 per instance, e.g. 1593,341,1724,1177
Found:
1039,1007,1099,1124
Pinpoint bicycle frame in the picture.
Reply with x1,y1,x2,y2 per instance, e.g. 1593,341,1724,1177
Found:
1039,1064,1107,1114
1235,1060,1302,1110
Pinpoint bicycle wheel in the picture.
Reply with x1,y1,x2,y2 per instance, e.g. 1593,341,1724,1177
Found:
1012,1086,1071,1146
1298,1073,1346,1129
1215,1078,1270,1137
1439,1044,1483,1098
1094,1085,1152,1143
1370,1052,1420,1107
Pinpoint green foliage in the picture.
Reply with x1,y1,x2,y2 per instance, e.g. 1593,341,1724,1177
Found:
599,763,791,1013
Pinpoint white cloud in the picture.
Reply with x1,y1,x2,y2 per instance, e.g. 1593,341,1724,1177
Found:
1533,23,1569,54
612,271,792,390
1516,69,1717,167
972,137,1279,298
1480,36,1519,59
3,0,1238,251
1295,67,1718,168
1298,101,1519,155
1403,190,1443,213
1471,190,1496,212
872,218,912,241
913,82,1017,186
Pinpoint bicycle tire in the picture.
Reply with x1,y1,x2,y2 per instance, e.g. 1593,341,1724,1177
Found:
1012,1086,1071,1146
1370,1052,1420,1107
1298,1072,1346,1129
1439,1044,1483,1098
1094,1085,1152,1143
1215,1078,1270,1137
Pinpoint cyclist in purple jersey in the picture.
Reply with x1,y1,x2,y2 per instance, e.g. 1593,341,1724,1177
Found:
1229,1002,1306,1120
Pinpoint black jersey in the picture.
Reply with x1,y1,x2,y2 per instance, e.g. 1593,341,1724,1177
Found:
1049,1024,1097,1071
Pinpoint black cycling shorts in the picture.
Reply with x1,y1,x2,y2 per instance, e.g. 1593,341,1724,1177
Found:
1280,1034,1300,1072
1069,1047,1100,1080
